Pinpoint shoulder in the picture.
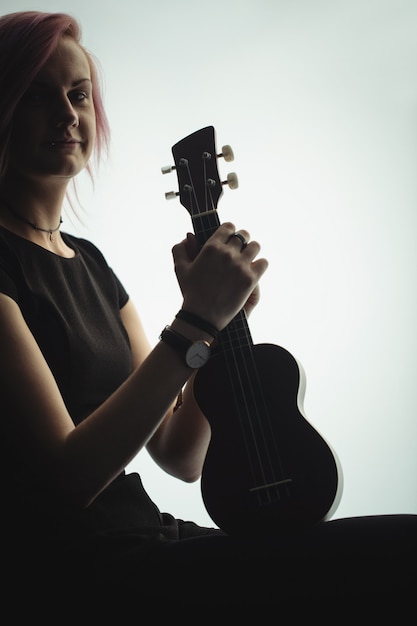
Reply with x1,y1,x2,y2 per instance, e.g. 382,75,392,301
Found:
0,228,21,300
62,232,108,263
0,226,18,255
62,233,129,308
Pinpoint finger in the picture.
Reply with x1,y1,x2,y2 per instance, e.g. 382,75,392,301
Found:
184,232,200,260
216,222,236,242
251,257,269,279
227,229,250,252
171,236,194,272
171,238,187,261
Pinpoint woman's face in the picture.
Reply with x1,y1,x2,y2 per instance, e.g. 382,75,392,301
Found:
8,36,96,185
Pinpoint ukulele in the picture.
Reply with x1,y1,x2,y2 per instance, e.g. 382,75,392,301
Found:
163,126,343,535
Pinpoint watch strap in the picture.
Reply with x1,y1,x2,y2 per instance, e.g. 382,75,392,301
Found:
159,326,211,368
160,325,192,353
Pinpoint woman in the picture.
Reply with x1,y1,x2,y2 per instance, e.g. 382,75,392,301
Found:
0,11,415,618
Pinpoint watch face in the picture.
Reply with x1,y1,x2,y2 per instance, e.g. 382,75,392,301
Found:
185,341,211,368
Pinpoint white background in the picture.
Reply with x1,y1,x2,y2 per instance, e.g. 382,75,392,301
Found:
3,0,416,526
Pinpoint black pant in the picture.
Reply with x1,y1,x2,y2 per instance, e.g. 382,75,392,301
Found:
8,514,417,621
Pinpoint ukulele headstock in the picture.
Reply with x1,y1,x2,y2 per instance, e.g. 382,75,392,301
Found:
162,126,238,219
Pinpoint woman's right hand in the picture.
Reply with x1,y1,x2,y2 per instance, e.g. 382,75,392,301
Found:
172,222,269,331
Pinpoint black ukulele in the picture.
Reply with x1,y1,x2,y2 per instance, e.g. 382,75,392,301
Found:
163,126,343,535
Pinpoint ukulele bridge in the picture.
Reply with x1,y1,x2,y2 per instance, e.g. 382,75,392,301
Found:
249,478,293,493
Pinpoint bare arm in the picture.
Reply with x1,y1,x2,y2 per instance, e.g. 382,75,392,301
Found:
0,293,198,507
120,299,212,482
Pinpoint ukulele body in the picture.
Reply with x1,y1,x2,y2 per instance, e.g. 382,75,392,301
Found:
195,343,342,536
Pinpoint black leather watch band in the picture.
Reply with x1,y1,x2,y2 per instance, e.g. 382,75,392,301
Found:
159,326,211,369
160,325,192,351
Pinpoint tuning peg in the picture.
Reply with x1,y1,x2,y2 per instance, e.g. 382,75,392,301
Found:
218,145,234,162
222,172,239,190
165,191,179,200
161,165,176,174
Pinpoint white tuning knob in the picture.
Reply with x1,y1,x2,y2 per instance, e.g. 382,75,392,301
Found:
165,191,179,200
220,145,234,162
224,172,239,190
161,165,175,174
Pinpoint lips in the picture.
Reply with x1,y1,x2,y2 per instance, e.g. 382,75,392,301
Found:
50,140,81,147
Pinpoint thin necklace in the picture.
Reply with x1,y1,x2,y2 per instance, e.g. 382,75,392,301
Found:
1,199,63,242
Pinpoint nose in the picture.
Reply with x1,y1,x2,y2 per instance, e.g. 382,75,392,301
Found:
55,96,79,129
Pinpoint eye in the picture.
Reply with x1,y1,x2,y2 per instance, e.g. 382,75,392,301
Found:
21,87,46,106
70,90,90,104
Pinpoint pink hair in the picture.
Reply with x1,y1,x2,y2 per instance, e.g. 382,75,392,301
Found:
0,11,110,179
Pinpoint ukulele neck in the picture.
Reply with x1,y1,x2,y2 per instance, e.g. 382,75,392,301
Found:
191,212,254,354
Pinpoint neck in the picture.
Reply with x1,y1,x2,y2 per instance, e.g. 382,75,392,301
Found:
0,176,67,242
8,203,62,241
0,196,63,243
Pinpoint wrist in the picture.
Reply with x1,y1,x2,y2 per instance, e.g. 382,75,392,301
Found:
170,318,215,345
175,309,219,340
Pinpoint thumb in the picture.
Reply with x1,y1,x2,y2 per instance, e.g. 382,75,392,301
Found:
184,232,200,260
172,233,199,264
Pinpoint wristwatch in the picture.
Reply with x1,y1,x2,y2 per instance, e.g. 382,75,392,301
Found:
160,326,211,368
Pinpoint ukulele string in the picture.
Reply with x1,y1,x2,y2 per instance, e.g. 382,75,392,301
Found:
200,164,287,503
219,323,275,503
219,316,288,504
